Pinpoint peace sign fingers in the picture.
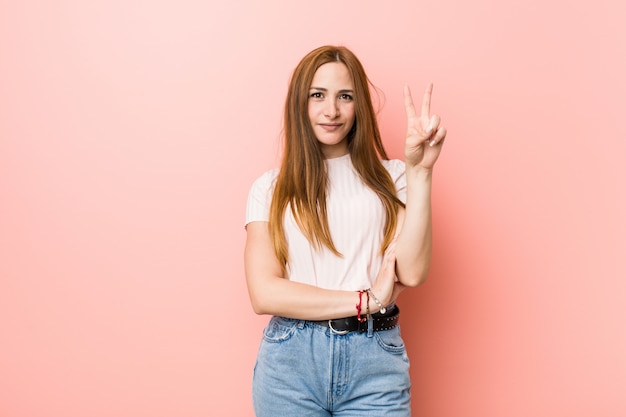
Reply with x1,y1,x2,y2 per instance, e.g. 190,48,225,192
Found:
403,82,446,169
404,83,435,138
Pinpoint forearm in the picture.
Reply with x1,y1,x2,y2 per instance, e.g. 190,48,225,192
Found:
246,274,374,321
394,165,433,287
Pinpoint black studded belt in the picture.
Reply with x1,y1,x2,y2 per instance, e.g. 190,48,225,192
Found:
309,305,400,334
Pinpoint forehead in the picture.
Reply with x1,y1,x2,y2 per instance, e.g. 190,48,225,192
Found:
310,62,353,87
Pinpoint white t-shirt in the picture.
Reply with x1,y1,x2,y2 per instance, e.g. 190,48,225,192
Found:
246,153,407,291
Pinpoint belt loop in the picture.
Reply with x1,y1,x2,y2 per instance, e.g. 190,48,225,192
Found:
367,314,374,338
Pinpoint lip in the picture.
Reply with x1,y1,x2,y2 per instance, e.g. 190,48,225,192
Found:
318,123,343,132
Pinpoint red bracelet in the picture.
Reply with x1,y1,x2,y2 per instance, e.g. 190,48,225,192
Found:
356,290,366,323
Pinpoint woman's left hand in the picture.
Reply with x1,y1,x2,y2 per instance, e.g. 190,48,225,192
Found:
403,83,446,170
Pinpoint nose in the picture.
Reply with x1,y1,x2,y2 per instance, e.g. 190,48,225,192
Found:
324,99,339,118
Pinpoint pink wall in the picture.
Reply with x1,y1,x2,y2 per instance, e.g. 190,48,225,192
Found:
1,1,624,416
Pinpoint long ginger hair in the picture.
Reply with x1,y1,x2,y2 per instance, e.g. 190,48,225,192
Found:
269,45,404,266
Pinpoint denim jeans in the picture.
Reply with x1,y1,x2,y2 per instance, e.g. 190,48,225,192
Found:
252,315,412,416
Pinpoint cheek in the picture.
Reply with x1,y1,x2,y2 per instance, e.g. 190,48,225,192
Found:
307,102,317,121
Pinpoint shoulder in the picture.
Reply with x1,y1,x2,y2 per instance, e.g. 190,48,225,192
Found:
249,168,279,193
381,159,407,201
246,168,279,224
381,159,406,179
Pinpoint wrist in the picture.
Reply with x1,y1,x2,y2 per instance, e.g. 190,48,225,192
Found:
357,289,380,317
367,288,387,314
405,163,433,180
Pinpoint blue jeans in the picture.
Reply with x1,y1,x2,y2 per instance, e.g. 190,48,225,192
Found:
252,316,412,416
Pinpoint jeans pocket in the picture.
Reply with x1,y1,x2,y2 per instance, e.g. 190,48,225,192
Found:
374,326,406,354
262,316,299,343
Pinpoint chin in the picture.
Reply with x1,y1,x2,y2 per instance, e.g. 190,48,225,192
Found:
317,134,347,145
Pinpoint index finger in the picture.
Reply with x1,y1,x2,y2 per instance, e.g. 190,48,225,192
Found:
421,82,433,118
403,84,417,119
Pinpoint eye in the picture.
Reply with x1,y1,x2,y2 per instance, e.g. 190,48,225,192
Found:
309,92,323,99
339,93,353,101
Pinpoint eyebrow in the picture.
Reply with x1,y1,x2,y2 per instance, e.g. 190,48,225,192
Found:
309,87,355,94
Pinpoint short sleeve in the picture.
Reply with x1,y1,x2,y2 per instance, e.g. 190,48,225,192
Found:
382,159,407,204
245,169,278,226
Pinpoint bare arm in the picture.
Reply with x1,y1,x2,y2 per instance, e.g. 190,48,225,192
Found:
244,221,398,319
394,83,447,287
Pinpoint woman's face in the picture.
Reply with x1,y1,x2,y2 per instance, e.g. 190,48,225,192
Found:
307,62,355,159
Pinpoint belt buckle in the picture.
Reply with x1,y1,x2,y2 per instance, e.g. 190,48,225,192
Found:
328,319,349,335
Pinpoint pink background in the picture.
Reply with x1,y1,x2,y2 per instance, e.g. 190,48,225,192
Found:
1,1,625,416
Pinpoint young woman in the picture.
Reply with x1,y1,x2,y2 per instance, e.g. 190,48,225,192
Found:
244,45,446,416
